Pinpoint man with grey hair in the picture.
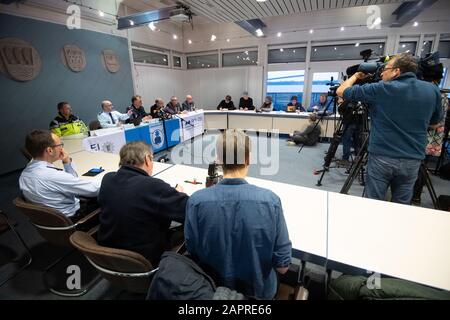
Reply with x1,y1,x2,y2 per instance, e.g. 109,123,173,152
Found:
182,95,195,112
185,130,292,299
98,141,187,265
337,52,442,204
97,100,132,128
164,96,182,115
239,91,255,111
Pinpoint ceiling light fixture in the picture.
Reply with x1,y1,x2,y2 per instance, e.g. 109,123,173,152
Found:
277,32,282,37
148,21,157,31
340,27,345,31
211,34,217,41
98,10,105,17
256,29,264,37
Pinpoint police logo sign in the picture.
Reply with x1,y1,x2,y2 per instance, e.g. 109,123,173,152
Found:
152,129,164,149
0,38,41,82
102,49,120,73
62,44,86,72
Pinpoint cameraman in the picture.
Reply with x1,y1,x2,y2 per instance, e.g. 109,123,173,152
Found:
336,53,442,204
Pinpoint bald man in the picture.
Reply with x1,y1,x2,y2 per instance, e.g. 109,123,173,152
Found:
182,95,196,112
98,100,132,128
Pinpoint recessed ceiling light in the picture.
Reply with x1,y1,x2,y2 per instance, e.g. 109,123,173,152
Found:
226,38,231,42
256,29,264,37
211,34,217,41
293,50,296,53
413,21,419,27
245,51,249,55
98,10,105,17
373,17,382,26
334,47,337,50
402,44,406,48
173,34,178,40
256,0,267,2
188,39,192,44
355,43,360,47
340,27,345,31
280,48,284,52
314,48,317,52
309,29,314,34
129,20,134,26
277,32,282,37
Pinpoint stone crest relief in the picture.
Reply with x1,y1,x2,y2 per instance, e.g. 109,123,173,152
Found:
102,49,120,73
62,44,86,72
0,37,42,82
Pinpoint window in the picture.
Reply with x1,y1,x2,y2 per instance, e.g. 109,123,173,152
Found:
440,68,447,89
438,41,450,58
268,47,306,64
311,43,385,61
398,42,416,54
419,40,433,58
173,56,182,68
187,54,219,69
132,49,168,66
267,70,305,111
222,50,258,67
310,72,339,109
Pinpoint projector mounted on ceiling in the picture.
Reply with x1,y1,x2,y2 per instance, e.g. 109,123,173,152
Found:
117,3,194,30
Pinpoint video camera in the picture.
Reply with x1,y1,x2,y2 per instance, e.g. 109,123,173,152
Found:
346,49,443,84
205,162,223,188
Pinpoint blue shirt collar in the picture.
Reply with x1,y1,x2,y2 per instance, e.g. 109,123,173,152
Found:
395,72,417,81
219,178,248,186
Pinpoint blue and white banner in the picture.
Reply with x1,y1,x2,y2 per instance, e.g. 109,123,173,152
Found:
83,131,126,154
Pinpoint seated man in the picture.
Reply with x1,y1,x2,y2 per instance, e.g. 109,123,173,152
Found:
287,113,321,146
126,95,152,123
150,98,165,119
19,130,100,221
307,93,329,113
239,92,255,111
217,95,236,111
182,95,196,112
185,130,292,299
98,100,131,128
286,96,306,113
98,142,188,266
164,96,182,115
259,96,274,112
49,101,88,137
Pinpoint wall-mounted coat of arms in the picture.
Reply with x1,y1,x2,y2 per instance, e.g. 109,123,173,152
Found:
62,44,86,72
0,37,42,82
102,49,120,73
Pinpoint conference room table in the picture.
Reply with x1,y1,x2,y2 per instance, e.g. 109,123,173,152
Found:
152,164,329,264
153,165,450,292
54,150,174,181
203,110,338,138
61,135,86,155
54,147,450,292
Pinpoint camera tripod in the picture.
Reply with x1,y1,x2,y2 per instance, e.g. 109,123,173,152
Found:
315,102,369,187
340,134,440,209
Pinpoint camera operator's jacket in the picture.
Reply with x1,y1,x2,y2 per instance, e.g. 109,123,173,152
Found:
49,113,88,137
342,72,442,160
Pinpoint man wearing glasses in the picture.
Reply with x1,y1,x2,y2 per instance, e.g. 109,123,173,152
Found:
336,53,442,204
19,130,100,221
98,100,132,128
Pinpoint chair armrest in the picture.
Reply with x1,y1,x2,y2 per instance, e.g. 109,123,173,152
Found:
74,208,101,227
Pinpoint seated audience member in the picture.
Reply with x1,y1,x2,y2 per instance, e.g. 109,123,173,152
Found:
98,100,131,128
286,96,306,113
239,92,255,111
126,95,152,123
150,98,165,119
308,93,329,113
164,96,182,115
182,95,196,112
259,96,274,112
49,102,88,137
98,142,188,266
287,113,321,146
217,95,236,111
185,130,292,300
19,130,100,221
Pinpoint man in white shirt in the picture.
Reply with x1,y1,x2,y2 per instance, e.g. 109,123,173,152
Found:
98,100,132,128
19,130,100,220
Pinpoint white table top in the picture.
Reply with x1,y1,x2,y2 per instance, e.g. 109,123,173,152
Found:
328,192,450,291
61,137,85,155
55,151,173,181
153,164,328,260
203,109,338,119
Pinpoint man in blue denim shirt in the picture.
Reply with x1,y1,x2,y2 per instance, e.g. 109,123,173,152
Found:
185,130,292,299
337,53,442,204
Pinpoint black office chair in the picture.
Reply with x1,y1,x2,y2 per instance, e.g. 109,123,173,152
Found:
0,209,32,287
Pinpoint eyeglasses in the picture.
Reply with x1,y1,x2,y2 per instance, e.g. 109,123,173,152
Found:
382,67,395,72
50,143,64,148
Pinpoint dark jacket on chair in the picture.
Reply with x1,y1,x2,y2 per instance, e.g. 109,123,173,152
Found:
98,165,188,266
